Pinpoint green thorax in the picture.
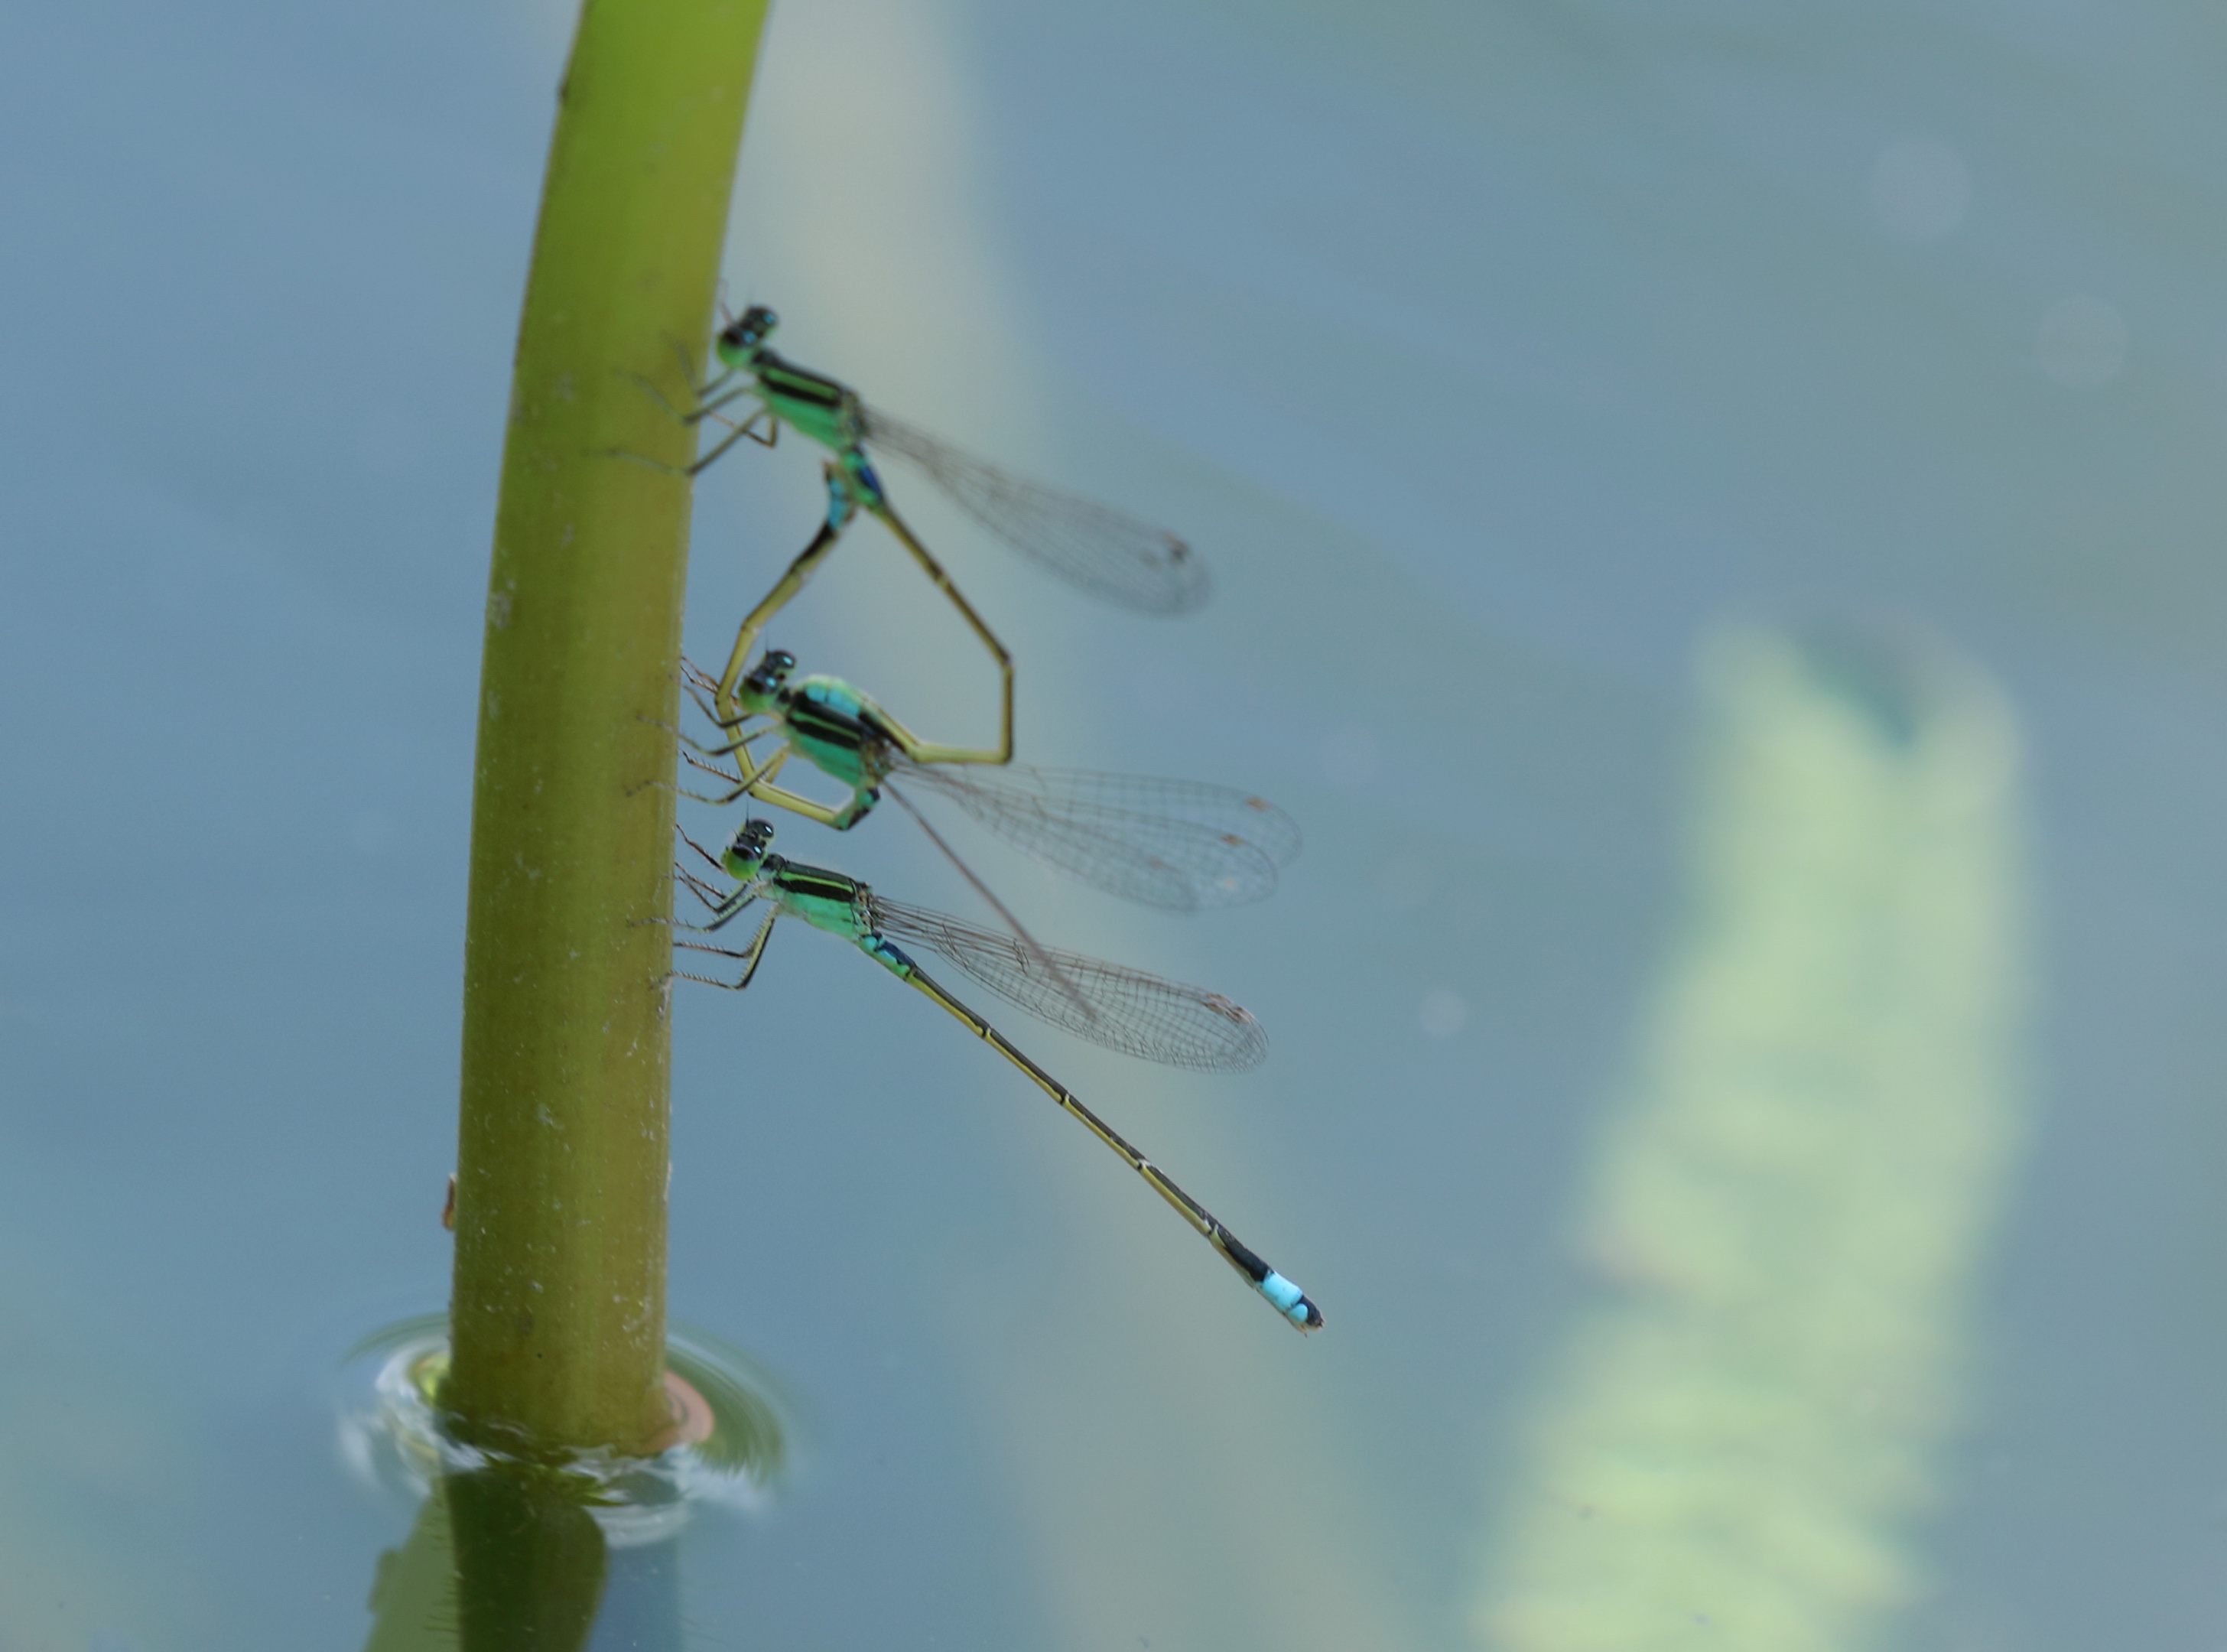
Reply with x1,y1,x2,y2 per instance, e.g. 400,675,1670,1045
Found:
749,348,865,456
774,675,900,792
763,855,873,941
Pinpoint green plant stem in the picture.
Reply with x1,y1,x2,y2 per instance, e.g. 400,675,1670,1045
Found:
445,0,771,1455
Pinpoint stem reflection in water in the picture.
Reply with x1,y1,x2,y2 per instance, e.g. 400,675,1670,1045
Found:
347,1318,784,1650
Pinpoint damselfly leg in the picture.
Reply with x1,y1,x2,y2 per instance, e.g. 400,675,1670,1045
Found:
669,909,778,992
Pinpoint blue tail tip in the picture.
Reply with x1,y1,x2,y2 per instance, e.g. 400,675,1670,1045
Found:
1259,1270,1325,1333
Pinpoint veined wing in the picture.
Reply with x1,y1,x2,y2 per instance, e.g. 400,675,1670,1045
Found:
898,761,1300,912
867,896,1266,1072
858,405,1210,616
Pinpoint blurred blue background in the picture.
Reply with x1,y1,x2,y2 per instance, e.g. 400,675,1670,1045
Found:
4,0,2226,1647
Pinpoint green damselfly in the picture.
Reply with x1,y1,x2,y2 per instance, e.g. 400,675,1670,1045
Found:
676,651,1301,913
645,306,1207,764
671,820,1320,1333
681,307,1208,618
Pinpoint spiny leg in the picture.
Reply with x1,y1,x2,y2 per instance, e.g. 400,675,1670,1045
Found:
678,670,761,745
679,729,855,828
685,881,761,935
671,772,767,809
622,363,752,428
668,338,735,405
675,719,781,765
626,733,779,805
624,737,784,806
685,406,778,476
606,400,777,478
680,656,730,708
671,867,728,912
670,909,778,990
668,869,755,929
673,743,782,807
642,705,773,759
676,825,730,876
624,342,765,434
669,831,762,929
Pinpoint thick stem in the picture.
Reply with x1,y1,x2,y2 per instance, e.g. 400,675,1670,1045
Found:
445,0,771,1454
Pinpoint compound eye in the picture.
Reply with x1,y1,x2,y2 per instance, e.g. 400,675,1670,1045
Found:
747,651,794,693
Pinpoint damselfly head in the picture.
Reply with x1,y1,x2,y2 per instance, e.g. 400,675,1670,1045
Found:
734,648,795,714
715,305,779,368
723,818,776,875
744,648,798,694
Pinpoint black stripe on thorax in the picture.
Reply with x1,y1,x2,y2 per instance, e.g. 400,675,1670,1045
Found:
775,867,863,904
756,350,848,408
783,696,866,751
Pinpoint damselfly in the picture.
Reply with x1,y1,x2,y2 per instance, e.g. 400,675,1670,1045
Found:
681,307,1208,620
678,650,1301,913
642,307,1205,759
671,820,1320,1332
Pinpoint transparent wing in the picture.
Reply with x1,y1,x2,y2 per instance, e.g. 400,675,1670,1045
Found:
868,896,1266,1072
897,760,1299,912
858,405,1211,616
